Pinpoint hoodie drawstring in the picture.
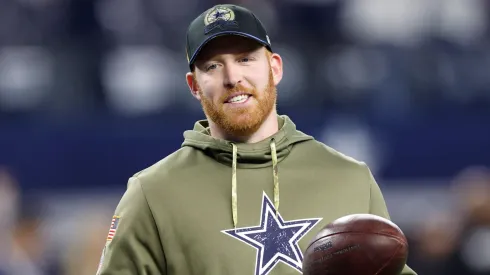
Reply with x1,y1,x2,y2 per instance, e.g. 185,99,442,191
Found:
270,139,280,218
231,139,279,228
231,143,238,228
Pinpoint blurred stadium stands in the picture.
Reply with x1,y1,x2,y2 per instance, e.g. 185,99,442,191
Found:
0,0,490,274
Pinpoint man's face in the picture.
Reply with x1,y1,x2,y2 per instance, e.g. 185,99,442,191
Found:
187,36,282,137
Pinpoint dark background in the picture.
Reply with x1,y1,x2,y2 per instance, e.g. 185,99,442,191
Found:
1,0,490,274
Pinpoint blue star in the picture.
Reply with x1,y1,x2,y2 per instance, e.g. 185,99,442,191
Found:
222,192,322,275
214,11,222,19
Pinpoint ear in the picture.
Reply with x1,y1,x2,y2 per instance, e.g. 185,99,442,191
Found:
269,52,283,86
186,72,201,100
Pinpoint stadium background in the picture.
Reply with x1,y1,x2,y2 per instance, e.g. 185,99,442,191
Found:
1,0,490,274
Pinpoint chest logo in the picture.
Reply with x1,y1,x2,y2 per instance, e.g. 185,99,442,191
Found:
222,192,322,275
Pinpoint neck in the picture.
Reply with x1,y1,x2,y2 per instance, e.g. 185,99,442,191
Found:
208,110,279,144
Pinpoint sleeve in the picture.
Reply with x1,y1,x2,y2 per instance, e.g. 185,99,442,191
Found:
96,177,167,275
363,163,418,275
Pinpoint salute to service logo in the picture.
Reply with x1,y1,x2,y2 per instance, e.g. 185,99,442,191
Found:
204,6,239,35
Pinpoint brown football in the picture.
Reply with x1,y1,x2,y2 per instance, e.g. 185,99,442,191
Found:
302,214,408,275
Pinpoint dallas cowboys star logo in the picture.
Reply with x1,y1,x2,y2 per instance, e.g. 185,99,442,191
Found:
222,192,322,275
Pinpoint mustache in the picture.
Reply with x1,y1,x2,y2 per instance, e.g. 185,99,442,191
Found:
219,84,257,102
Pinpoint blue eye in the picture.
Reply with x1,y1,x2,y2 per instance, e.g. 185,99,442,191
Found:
206,64,218,71
240,57,250,62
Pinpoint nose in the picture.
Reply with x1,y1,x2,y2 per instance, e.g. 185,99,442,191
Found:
223,63,241,89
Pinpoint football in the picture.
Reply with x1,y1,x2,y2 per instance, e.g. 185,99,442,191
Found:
302,214,408,275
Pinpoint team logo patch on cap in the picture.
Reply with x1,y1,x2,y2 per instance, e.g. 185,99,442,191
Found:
106,215,120,242
204,6,238,35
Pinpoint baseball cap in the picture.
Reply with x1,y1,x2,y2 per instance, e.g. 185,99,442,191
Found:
186,4,272,70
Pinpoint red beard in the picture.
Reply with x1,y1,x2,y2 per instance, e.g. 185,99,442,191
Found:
198,70,276,137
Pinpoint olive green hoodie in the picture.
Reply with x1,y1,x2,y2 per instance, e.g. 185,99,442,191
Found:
96,115,417,275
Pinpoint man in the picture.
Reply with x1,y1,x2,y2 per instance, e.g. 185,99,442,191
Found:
97,4,417,275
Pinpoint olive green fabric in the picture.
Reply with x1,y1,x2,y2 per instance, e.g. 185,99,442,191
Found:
96,115,416,275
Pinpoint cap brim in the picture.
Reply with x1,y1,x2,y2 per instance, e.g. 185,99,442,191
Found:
188,31,271,68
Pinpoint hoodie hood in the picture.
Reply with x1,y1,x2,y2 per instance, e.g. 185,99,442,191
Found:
182,115,313,228
182,115,313,168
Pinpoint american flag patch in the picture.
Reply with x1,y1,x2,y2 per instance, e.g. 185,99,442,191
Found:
106,215,120,242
